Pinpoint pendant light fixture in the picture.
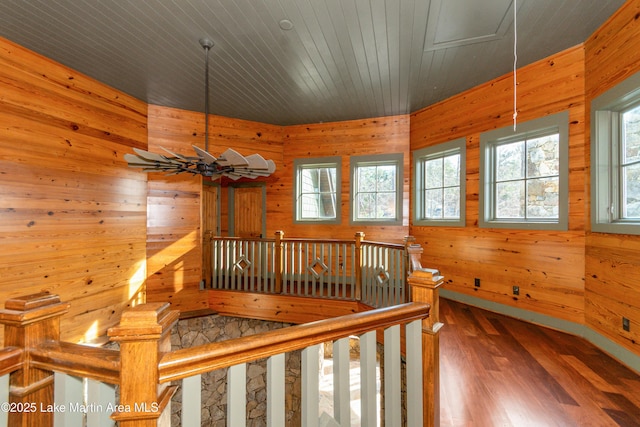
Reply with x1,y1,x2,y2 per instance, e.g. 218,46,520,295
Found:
124,39,276,180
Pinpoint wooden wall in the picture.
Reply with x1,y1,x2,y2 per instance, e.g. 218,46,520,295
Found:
0,37,148,345
145,105,283,311
584,0,640,355
409,45,588,324
277,115,410,243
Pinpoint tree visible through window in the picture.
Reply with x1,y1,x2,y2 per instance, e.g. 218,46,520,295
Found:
294,157,341,223
413,138,466,227
480,111,568,230
592,71,640,235
423,152,461,219
350,154,403,225
355,163,396,219
494,133,560,219
622,104,640,218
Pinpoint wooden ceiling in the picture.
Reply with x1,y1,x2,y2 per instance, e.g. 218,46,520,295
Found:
0,0,625,125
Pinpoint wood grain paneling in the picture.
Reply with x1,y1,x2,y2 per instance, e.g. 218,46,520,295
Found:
410,45,587,324
0,37,148,345
584,0,640,356
145,105,283,311
276,115,411,243
207,290,362,324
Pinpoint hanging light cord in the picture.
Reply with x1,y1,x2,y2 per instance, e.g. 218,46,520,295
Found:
513,0,518,131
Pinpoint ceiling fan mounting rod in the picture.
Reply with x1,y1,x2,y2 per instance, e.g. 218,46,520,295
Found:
199,38,214,152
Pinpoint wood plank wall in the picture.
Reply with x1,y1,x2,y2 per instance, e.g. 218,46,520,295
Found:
409,45,588,325
146,105,283,311
584,0,640,355
277,115,410,243
0,37,148,345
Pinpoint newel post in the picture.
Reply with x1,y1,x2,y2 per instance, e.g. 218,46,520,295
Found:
407,246,444,427
274,230,284,294
0,292,69,427
108,302,179,427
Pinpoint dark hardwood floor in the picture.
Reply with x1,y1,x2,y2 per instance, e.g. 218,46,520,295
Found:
439,298,640,427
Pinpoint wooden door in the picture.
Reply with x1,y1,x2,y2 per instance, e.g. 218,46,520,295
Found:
232,185,265,238
202,183,219,287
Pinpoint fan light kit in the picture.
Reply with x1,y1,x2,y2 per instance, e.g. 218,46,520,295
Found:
124,38,276,180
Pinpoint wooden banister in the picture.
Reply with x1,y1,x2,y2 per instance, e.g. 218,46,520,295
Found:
108,302,180,427
30,341,120,384
408,266,445,427
158,302,430,383
0,292,69,427
0,347,23,377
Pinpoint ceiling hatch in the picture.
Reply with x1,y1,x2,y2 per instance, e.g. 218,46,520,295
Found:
424,0,514,51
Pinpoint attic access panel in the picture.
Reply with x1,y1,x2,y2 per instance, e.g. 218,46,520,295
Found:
424,0,513,51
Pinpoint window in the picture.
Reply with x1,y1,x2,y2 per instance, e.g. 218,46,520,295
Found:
294,157,341,223
350,154,403,225
479,112,569,230
592,70,640,234
413,138,466,226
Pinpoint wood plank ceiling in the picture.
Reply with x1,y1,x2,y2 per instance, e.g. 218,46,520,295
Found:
0,0,625,126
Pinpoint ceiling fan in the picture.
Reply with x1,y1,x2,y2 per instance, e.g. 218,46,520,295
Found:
124,38,276,180
124,145,276,180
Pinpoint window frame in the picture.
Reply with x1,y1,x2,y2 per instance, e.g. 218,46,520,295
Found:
413,138,466,227
349,153,403,226
591,70,640,235
293,156,341,224
479,111,569,230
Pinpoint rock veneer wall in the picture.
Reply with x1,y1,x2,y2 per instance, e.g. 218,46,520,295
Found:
170,314,301,427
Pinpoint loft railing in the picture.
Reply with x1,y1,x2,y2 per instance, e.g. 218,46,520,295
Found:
0,245,444,427
207,231,417,308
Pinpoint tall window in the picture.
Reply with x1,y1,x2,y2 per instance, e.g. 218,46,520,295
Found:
350,154,403,225
294,157,341,223
480,112,568,230
413,138,465,226
592,70,640,234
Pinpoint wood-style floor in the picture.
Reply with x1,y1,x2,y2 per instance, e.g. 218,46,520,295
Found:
439,298,640,427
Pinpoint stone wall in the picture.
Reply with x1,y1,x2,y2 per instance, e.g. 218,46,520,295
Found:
170,314,301,427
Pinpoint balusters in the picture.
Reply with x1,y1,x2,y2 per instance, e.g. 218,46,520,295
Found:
181,375,201,427
0,373,8,427
266,354,285,427
302,344,321,427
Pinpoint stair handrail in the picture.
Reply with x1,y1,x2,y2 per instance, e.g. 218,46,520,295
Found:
158,302,430,383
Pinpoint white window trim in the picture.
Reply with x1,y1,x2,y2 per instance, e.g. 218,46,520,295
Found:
413,138,466,227
349,153,403,226
479,111,569,230
293,156,341,224
591,70,640,235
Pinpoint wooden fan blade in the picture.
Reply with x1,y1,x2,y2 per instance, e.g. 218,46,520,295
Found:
192,145,218,164
266,159,276,173
124,153,153,166
161,147,196,161
244,153,269,170
133,148,168,163
218,148,249,167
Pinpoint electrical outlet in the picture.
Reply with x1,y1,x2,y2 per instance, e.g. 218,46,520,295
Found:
513,286,520,296
623,317,630,332
474,278,480,288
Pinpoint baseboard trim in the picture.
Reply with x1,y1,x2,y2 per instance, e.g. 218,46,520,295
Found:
440,289,640,375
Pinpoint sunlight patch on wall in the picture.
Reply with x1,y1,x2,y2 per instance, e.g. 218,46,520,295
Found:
147,231,198,293
128,261,146,306
82,320,99,343
173,260,185,293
